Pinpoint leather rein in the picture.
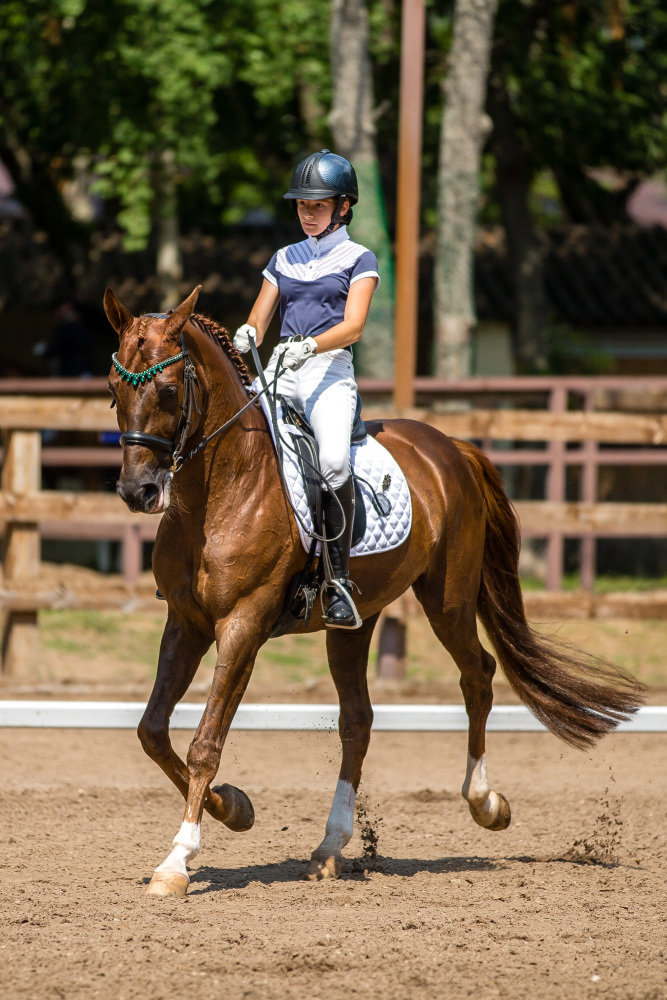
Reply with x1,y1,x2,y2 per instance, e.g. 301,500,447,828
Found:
112,329,270,473
114,327,346,545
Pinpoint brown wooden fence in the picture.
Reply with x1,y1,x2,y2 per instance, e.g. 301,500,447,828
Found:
1,376,666,675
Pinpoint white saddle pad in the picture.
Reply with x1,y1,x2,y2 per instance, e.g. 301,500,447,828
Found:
254,386,412,557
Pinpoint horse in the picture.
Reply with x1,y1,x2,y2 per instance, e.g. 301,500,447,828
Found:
103,285,644,898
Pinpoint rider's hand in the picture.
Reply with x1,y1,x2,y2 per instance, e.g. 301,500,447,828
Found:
280,337,318,371
233,324,257,353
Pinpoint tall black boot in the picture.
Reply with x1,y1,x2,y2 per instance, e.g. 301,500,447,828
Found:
321,477,361,629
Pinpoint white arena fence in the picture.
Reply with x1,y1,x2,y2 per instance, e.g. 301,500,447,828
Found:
0,702,664,732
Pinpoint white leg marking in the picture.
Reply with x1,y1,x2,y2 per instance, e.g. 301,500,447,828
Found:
154,821,201,878
462,753,500,823
315,780,356,856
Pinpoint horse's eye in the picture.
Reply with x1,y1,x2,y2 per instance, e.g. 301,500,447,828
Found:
158,383,179,411
107,383,117,408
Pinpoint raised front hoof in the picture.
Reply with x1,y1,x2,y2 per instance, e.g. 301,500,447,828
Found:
469,792,511,831
210,783,255,832
305,851,343,881
145,871,189,898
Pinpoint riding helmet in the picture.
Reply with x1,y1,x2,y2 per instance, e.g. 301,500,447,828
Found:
283,150,358,205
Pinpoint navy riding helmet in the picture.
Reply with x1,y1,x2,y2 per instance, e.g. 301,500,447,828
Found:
283,149,358,236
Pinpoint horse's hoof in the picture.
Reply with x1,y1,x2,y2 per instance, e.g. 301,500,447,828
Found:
145,870,189,898
487,792,511,830
211,783,255,831
305,852,343,881
469,792,511,831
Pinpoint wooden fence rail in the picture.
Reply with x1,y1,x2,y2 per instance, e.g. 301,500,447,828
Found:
1,376,666,676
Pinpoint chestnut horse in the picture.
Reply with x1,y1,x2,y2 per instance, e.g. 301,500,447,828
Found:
104,286,643,898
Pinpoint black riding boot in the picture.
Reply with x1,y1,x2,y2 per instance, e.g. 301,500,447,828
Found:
322,477,361,630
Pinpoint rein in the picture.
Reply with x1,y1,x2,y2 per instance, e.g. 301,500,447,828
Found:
115,324,344,543
249,339,344,545
114,328,274,473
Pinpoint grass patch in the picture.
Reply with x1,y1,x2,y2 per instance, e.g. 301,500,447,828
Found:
39,609,166,676
33,600,667,692
520,574,667,593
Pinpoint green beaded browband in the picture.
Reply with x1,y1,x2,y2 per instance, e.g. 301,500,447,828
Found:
112,350,186,387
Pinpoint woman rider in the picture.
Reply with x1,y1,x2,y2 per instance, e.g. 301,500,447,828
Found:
233,149,380,630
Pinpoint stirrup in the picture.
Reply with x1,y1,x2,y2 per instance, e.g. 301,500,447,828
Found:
320,578,362,630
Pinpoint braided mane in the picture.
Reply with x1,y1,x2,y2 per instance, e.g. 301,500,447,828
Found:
190,313,253,387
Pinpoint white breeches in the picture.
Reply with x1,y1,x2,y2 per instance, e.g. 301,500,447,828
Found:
264,346,357,489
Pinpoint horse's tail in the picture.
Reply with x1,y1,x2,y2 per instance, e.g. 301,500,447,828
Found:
453,438,645,748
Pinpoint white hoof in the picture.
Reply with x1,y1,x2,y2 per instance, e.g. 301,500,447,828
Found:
145,870,189,897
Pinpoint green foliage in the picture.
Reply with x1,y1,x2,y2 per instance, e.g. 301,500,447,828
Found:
494,0,667,213
545,325,614,375
0,0,334,246
2,0,666,297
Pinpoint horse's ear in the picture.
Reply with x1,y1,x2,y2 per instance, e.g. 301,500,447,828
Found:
104,288,135,337
165,285,202,341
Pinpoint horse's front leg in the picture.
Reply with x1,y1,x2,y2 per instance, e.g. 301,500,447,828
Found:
146,609,263,897
307,613,380,881
138,613,254,837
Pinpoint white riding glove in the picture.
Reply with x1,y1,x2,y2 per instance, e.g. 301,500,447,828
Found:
233,323,257,354
280,337,318,371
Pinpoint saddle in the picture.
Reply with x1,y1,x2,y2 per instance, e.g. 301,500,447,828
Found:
270,392,391,637
279,393,368,548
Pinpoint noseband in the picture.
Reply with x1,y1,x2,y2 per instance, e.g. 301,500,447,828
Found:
112,328,202,469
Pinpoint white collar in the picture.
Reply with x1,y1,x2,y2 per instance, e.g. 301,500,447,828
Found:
306,225,349,256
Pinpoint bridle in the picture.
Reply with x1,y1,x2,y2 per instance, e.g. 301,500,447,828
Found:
112,329,204,470
113,322,348,544
112,323,270,473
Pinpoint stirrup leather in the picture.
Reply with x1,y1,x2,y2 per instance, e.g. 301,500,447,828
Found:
320,578,362,630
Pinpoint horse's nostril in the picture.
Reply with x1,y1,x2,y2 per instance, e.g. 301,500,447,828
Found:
137,483,160,509
117,479,161,512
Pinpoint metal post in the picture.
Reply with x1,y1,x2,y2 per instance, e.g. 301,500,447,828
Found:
393,0,425,411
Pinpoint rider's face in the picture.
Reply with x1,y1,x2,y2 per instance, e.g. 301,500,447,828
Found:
296,197,349,236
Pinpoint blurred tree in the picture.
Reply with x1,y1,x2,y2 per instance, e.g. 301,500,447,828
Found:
0,0,97,279
0,0,330,304
0,0,235,305
329,0,395,377
2,0,665,362
433,0,498,378
488,0,667,371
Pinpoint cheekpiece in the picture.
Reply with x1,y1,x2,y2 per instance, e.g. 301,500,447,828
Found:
112,351,186,388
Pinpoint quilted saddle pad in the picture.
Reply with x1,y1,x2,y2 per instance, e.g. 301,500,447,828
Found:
253,386,412,558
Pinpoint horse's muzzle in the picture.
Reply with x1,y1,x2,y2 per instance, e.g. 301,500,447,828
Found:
117,470,171,514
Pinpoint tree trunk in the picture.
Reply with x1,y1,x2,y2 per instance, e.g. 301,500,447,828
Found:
156,150,183,311
434,0,498,379
329,0,394,377
487,47,550,372
0,138,85,289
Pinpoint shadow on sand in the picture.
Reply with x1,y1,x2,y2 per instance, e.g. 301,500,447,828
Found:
184,854,505,894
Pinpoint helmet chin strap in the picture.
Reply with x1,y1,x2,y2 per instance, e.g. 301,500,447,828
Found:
316,196,354,239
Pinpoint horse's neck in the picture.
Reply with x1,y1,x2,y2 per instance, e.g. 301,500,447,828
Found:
189,331,273,480
205,352,254,424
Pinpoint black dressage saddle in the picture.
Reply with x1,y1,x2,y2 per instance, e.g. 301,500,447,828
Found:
278,392,368,547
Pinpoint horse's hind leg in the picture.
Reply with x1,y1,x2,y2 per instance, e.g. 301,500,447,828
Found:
414,579,511,832
307,613,379,881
